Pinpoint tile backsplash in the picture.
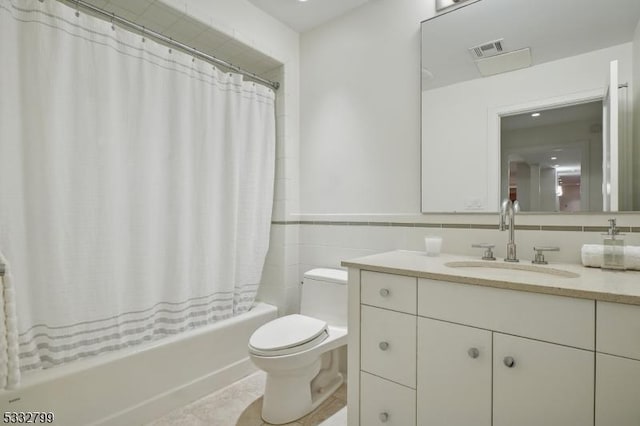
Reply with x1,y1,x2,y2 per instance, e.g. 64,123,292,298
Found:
260,213,640,314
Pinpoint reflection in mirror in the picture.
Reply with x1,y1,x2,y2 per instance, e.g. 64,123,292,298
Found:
501,101,603,212
420,0,640,213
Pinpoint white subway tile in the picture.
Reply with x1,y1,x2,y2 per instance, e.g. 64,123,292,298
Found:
271,200,286,221
284,225,300,246
284,245,299,267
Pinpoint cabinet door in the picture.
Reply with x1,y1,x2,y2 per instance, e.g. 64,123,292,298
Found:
596,353,640,426
493,333,594,426
417,318,491,426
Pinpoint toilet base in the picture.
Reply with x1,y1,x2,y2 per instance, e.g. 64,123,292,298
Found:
260,351,344,425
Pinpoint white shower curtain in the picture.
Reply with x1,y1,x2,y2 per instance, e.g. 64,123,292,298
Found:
0,0,276,380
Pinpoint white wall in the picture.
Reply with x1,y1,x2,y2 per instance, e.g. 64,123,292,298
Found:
300,0,430,214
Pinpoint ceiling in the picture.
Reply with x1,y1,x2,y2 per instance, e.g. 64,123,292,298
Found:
422,0,640,89
247,0,371,32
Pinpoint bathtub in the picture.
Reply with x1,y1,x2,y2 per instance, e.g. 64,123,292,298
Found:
0,302,277,425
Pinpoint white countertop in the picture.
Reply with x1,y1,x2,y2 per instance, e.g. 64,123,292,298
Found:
341,250,640,305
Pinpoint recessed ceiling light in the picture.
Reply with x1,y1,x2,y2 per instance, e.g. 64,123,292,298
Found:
551,156,557,160
531,112,541,117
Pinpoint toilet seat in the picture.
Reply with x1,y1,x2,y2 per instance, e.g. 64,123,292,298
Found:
249,314,328,357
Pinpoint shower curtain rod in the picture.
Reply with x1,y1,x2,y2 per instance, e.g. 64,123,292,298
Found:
60,0,280,90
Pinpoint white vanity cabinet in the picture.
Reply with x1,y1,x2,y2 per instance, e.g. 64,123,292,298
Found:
416,278,594,426
416,319,594,426
345,251,640,426
594,301,640,426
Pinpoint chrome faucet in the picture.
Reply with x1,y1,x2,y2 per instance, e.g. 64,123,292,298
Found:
500,198,520,262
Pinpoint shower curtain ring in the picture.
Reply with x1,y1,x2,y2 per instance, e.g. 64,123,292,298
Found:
168,38,173,54
111,13,115,30
75,0,80,17
141,26,145,42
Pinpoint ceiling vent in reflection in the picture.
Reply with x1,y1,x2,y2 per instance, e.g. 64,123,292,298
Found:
469,39,505,59
474,48,532,77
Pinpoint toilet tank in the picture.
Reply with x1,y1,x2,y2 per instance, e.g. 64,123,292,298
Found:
300,268,348,327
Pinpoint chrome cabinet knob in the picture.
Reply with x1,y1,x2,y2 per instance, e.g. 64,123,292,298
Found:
379,412,389,422
503,356,515,368
468,347,480,359
379,341,389,351
379,288,390,297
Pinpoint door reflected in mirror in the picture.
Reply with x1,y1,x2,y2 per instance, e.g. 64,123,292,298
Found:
501,101,603,212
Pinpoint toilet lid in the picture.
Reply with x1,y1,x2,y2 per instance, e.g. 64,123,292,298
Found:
249,314,328,353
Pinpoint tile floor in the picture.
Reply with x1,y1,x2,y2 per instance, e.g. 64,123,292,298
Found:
145,371,347,426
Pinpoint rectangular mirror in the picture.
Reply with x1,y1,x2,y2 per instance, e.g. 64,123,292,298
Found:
421,0,640,212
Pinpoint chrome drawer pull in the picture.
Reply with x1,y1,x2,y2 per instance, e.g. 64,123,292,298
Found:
379,341,389,351
379,288,390,297
468,347,479,359
379,412,389,422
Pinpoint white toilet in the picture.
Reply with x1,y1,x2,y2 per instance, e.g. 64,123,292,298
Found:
248,268,348,425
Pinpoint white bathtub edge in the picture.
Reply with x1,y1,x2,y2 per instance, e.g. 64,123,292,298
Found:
2,302,278,426
97,356,257,426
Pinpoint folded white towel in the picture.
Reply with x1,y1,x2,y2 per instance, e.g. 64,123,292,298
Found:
581,244,640,271
626,245,640,270
0,252,20,389
581,244,603,268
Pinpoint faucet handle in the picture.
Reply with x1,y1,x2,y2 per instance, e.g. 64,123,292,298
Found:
472,243,496,261
532,246,560,265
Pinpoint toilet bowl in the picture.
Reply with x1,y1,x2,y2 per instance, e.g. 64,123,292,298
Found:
248,268,348,425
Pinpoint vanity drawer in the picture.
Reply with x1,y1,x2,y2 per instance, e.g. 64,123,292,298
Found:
597,301,640,360
360,305,416,388
360,371,416,426
418,278,595,350
361,271,416,314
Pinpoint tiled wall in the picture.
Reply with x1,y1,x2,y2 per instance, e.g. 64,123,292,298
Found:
262,213,640,314
255,63,304,315
259,224,300,315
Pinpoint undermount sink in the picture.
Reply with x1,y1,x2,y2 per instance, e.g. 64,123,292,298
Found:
444,261,580,279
